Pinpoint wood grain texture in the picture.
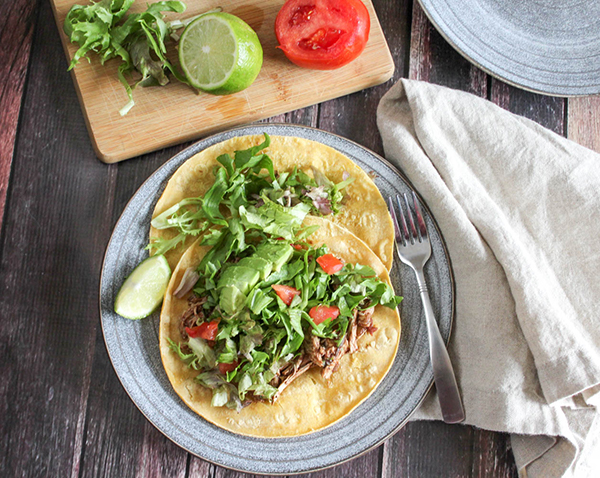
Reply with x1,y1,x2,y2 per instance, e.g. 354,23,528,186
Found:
51,0,394,162
319,0,412,155
409,2,486,96
0,2,113,476
567,96,600,153
489,80,565,136
3,0,598,477
0,0,39,233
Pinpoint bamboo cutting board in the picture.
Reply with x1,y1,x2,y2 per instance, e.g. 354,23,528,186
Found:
51,0,394,163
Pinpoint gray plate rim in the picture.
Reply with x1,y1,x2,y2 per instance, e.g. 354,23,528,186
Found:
417,0,600,97
99,123,456,475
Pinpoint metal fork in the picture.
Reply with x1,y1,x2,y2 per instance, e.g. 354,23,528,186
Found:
388,193,465,424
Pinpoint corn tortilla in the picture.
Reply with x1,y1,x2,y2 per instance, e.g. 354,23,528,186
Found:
159,217,401,437
151,135,394,271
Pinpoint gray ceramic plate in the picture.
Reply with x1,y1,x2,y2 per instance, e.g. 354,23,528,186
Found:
99,124,454,474
418,0,600,96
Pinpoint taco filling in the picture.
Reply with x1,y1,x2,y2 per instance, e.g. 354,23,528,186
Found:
149,133,354,258
155,134,402,436
150,133,395,272
168,236,400,411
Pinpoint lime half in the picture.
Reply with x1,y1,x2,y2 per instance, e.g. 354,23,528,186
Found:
179,12,263,95
114,255,172,320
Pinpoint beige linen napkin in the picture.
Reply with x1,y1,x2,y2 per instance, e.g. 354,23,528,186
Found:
377,79,600,477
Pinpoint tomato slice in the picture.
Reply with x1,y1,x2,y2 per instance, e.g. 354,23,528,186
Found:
275,0,371,70
271,284,301,306
218,360,239,374
309,305,340,325
186,320,219,341
316,253,343,274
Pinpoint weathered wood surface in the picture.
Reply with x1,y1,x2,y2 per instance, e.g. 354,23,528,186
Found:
0,0,39,232
1,1,598,477
50,0,394,163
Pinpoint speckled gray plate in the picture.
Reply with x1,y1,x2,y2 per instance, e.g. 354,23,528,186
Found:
418,0,600,96
100,124,455,475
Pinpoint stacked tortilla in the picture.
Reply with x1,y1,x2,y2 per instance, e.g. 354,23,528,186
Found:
155,135,401,437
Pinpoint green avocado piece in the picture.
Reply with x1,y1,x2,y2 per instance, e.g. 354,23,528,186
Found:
255,243,294,272
219,285,246,315
217,266,260,295
237,256,273,280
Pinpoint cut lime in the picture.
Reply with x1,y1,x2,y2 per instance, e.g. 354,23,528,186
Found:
114,254,172,320
179,12,263,95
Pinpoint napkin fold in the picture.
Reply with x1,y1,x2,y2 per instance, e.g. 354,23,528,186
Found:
376,79,600,477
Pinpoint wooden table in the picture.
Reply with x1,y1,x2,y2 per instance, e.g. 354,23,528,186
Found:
2,1,597,476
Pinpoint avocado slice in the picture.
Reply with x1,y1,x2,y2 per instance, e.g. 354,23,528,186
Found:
237,256,273,280
217,266,260,295
255,243,294,272
219,285,246,315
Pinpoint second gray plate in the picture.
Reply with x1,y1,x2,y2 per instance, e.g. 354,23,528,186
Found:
419,0,600,96
99,124,454,474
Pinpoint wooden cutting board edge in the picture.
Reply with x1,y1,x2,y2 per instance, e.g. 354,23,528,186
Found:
51,1,395,163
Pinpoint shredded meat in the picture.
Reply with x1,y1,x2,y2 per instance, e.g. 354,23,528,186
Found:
357,307,375,328
301,306,378,382
272,361,314,402
179,295,208,339
258,305,381,403
322,337,350,380
305,335,325,367
348,310,359,354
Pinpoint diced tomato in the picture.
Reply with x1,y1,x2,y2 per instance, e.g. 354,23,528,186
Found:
309,305,340,325
275,0,371,70
186,320,219,341
292,244,306,250
271,284,301,306
316,253,343,274
218,360,239,374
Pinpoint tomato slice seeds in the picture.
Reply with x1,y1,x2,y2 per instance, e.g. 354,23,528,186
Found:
275,0,370,70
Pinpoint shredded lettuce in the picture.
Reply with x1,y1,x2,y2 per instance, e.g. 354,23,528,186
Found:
64,0,189,115
149,134,353,255
162,134,401,408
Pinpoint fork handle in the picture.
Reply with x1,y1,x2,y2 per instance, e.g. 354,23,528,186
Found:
415,268,465,424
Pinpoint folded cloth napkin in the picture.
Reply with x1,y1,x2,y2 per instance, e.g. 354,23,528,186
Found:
376,79,600,477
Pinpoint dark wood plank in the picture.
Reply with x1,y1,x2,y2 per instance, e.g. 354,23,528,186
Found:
567,96,600,153
409,2,487,96
0,2,114,476
318,0,412,155
0,0,39,232
301,449,382,478
471,429,518,478
79,329,189,478
189,460,283,478
261,105,319,127
489,80,565,136
383,421,475,477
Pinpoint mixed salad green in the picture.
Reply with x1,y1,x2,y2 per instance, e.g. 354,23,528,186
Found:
64,0,200,114
148,134,354,255
161,134,402,410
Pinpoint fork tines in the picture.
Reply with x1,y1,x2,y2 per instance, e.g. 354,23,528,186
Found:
388,192,428,246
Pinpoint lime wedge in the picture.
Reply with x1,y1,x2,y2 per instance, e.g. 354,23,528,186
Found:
179,12,263,95
114,255,172,320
